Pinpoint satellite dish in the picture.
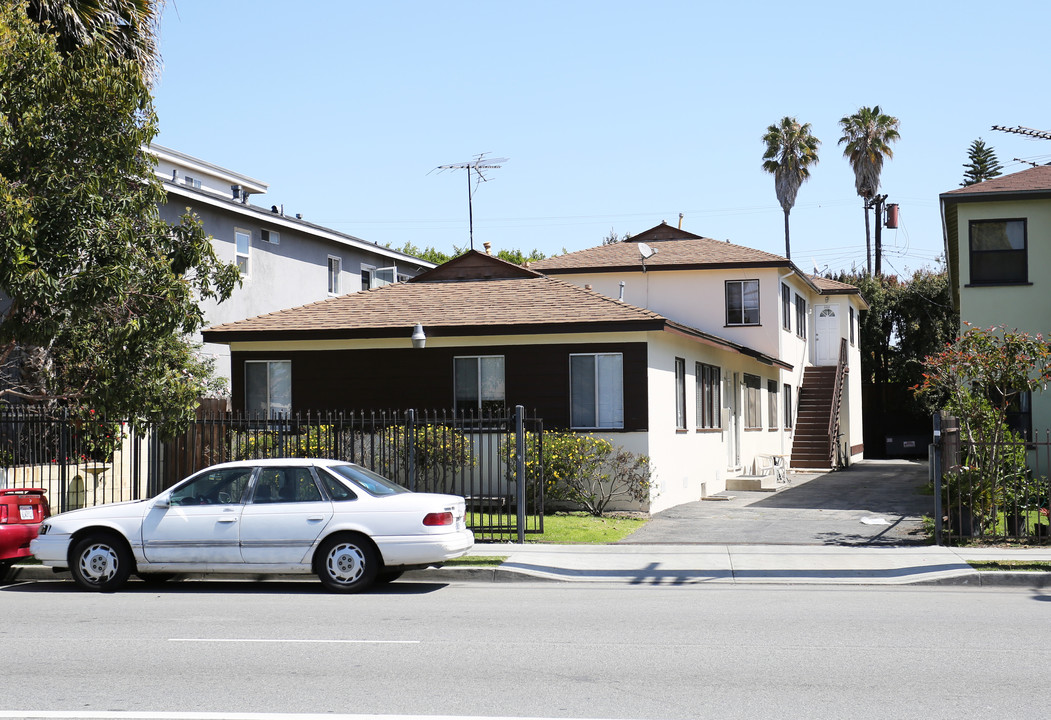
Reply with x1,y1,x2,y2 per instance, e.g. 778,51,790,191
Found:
638,242,657,259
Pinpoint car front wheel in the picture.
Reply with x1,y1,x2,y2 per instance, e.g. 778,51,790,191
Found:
316,534,378,593
70,534,132,592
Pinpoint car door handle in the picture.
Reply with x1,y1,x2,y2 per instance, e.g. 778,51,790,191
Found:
217,517,238,523
307,516,325,522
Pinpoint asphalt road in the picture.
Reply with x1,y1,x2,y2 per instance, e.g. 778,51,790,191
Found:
3,578,1049,719
622,459,931,545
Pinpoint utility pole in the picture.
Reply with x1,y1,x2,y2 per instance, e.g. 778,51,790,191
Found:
866,194,888,276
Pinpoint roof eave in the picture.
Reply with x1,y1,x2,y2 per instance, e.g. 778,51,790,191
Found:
204,319,667,345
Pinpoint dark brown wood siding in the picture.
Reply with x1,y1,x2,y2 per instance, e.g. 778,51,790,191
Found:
230,341,649,431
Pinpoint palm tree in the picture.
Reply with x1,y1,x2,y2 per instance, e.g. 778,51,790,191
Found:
838,106,900,275
762,117,820,260
25,0,161,84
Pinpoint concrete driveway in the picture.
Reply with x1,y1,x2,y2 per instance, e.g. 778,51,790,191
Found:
621,459,932,546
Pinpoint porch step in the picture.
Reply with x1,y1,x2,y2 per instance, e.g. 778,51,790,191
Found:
726,475,778,492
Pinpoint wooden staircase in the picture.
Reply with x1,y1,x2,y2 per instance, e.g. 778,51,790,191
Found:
791,366,837,470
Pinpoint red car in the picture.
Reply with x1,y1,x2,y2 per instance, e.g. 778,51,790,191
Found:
0,488,50,581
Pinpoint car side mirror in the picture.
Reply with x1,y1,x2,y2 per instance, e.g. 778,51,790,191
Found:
152,497,170,509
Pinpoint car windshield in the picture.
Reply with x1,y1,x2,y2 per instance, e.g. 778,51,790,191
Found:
325,464,410,497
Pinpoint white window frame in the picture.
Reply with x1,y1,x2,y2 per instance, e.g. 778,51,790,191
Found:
327,255,341,295
570,353,624,429
795,293,807,339
361,263,398,291
767,380,778,430
726,280,760,326
245,360,291,420
235,228,251,276
781,283,792,331
260,229,280,245
675,357,687,430
743,373,762,429
695,362,721,430
453,355,505,413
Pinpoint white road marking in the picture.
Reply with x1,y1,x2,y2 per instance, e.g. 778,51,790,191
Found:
167,638,420,644
0,713,630,720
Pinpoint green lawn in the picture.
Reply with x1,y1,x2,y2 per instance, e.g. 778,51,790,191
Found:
969,560,1051,572
469,511,647,544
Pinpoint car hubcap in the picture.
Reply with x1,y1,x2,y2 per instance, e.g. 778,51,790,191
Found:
326,542,365,584
80,544,118,584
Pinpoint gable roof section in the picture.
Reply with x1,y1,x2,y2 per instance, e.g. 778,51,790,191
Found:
531,231,786,274
410,249,539,282
809,276,870,309
203,267,791,369
941,165,1051,199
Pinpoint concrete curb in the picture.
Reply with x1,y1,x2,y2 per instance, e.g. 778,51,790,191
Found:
8,563,1051,588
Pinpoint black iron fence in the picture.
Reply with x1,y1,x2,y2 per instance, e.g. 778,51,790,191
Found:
934,413,1051,545
0,406,544,541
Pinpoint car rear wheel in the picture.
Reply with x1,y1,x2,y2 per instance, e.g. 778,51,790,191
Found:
0,559,12,583
70,534,132,592
375,570,403,585
316,534,378,593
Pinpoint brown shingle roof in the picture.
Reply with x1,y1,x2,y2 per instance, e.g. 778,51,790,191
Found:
809,275,869,308
203,262,791,369
204,274,665,341
530,235,787,273
942,165,1051,197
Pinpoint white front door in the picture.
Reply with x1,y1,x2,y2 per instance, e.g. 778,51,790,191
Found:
815,305,839,366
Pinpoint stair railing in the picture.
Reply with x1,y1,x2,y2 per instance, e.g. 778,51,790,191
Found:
827,338,849,468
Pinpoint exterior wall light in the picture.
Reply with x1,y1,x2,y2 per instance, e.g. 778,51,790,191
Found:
411,323,426,349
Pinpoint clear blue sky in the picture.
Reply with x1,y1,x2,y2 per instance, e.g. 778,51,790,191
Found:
153,1,1051,275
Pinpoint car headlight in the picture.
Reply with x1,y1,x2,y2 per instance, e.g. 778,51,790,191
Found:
38,523,49,535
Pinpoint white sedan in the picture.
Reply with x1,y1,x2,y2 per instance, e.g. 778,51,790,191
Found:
31,458,474,593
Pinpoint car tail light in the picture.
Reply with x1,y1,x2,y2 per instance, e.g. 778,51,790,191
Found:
0,505,6,524
423,511,454,526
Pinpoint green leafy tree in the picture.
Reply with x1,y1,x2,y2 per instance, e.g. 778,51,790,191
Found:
0,5,239,433
389,242,458,265
762,116,820,260
495,248,546,265
838,106,900,275
961,138,1003,187
915,326,1051,531
602,228,632,245
830,269,957,451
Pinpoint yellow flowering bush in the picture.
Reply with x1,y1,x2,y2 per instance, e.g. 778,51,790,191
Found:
504,431,652,516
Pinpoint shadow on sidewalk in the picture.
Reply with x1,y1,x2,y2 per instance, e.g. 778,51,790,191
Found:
620,459,933,546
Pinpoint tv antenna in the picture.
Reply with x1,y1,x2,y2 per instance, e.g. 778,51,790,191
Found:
992,125,1051,140
432,153,508,250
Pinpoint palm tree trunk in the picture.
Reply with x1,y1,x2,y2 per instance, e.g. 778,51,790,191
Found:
783,209,791,260
863,201,872,275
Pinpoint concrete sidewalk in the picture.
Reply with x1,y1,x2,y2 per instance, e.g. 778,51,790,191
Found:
9,544,1051,588
445,543,1051,587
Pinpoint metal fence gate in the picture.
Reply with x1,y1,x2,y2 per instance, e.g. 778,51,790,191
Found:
0,406,544,541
